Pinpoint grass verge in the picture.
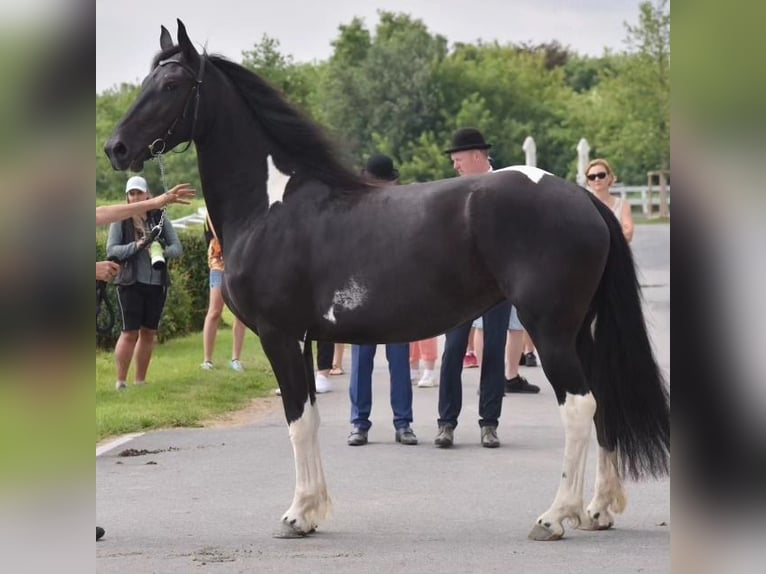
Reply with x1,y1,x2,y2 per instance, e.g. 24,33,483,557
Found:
96,314,276,442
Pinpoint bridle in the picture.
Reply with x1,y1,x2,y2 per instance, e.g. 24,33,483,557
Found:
148,53,206,157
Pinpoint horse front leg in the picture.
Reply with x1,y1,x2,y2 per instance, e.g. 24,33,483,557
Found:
529,391,596,541
258,325,332,538
580,446,627,531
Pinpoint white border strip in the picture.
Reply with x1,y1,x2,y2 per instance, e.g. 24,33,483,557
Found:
96,432,144,457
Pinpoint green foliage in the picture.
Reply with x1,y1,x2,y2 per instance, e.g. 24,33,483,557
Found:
96,320,275,441
96,3,670,188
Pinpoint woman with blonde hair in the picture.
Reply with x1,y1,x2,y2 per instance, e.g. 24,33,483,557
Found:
585,158,634,243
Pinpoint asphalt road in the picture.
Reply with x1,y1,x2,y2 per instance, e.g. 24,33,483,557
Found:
97,223,670,574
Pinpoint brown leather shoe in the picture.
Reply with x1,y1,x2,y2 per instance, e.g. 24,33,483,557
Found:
481,425,500,448
434,424,454,448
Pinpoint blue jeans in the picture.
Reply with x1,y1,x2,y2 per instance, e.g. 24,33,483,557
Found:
438,301,511,428
349,344,412,431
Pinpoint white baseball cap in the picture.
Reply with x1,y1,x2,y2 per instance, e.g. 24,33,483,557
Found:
125,175,148,194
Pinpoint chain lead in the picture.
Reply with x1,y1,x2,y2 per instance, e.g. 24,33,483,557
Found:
150,140,168,231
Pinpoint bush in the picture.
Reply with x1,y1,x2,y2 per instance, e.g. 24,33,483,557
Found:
96,225,209,350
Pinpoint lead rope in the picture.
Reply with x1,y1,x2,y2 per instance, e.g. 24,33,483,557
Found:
149,138,169,234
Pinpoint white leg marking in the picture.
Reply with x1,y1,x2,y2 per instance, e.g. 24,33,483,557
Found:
582,447,627,530
281,400,332,534
494,165,552,184
530,392,596,540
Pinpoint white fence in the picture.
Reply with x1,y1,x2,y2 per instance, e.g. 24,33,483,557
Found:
610,185,671,217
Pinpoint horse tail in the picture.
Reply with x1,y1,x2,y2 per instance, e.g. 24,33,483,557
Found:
587,193,670,480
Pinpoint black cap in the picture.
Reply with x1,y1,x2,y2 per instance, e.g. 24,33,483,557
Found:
364,153,399,181
444,127,492,154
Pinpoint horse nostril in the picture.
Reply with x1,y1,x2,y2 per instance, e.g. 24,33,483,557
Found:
111,141,128,159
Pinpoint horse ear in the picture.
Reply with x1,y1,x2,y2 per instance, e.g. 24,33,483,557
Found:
160,25,173,51
176,19,199,60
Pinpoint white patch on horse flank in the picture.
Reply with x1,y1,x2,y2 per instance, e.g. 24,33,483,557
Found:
323,277,367,323
494,164,551,184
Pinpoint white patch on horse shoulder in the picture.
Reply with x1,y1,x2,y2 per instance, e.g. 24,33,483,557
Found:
494,165,551,184
267,155,290,206
323,277,367,324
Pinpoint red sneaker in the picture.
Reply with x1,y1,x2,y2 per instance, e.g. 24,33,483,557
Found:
463,351,479,368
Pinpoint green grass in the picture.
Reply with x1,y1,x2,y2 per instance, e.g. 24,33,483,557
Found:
96,311,276,442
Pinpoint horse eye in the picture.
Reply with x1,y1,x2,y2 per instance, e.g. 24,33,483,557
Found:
164,82,177,92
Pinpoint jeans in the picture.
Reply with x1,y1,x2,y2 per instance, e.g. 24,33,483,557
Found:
349,343,412,431
438,301,511,428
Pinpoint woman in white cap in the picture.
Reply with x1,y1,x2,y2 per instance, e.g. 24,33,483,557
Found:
106,175,183,390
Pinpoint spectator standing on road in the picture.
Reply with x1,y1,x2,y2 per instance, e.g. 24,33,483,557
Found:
435,128,539,450
347,154,417,446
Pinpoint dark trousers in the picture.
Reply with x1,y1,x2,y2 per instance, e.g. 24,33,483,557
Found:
438,301,511,428
349,344,412,431
316,341,334,371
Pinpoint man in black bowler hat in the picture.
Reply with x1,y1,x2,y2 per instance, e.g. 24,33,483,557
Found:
434,128,539,450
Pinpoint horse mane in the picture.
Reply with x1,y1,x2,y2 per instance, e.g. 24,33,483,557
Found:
206,55,372,192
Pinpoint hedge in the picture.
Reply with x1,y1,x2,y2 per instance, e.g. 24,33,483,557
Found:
96,226,209,350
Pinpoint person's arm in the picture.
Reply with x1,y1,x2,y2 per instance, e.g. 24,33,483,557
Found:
160,220,183,259
106,221,141,261
95,183,195,226
620,200,634,243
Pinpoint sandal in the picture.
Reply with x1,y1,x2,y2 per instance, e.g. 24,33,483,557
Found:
329,365,344,376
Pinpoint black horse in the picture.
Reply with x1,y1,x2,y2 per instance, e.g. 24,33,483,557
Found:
105,20,669,541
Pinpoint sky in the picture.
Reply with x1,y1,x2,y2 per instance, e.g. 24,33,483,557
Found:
96,0,640,93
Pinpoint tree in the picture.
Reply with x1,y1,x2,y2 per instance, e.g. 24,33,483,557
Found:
319,12,448,166
582,0,670,183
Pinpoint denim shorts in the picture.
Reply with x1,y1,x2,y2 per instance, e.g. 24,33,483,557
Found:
209,269,223,289
472,306,524,331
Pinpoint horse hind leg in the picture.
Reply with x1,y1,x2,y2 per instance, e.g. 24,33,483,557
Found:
573,320,627,532
580,447,627,531
527,334,595,541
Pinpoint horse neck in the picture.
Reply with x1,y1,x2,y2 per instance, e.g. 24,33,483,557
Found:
194,80,271,240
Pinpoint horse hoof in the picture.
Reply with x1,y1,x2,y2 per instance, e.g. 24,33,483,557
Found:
273,521,310,539
528,522,563,541
580,519,613,531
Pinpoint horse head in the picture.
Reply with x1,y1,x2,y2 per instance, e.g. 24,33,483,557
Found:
105,19,204,171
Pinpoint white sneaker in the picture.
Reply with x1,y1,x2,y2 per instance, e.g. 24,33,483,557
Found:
200,360,214,370
417,370,437,388
115,381,127,391
410,369,420,384
229,359,244,372
315,372,333,394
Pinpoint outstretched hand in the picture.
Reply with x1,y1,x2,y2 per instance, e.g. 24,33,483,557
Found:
157,183,196,207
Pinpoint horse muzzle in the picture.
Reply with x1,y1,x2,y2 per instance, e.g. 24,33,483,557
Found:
104,134,148,172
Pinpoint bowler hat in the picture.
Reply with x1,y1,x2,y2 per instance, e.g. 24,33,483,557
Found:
444,128,492,154
364,153,399,181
